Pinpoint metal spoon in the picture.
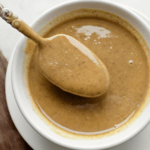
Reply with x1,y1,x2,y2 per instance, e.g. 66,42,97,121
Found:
0,4,110,98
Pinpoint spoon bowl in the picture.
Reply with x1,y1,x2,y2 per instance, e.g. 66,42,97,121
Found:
39,34,110,97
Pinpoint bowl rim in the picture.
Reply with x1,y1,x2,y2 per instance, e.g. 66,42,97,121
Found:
11,0,150,149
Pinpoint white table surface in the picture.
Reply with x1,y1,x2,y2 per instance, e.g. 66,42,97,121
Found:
2,0,150,150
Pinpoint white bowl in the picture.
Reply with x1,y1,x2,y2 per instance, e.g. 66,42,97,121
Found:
11,0,150,149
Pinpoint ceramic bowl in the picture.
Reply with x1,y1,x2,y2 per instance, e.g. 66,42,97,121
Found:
11,0,150,149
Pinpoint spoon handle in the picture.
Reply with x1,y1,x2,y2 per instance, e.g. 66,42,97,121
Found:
0,4,43,44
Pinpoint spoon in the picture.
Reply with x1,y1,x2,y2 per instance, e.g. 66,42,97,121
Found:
0,4,110,98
